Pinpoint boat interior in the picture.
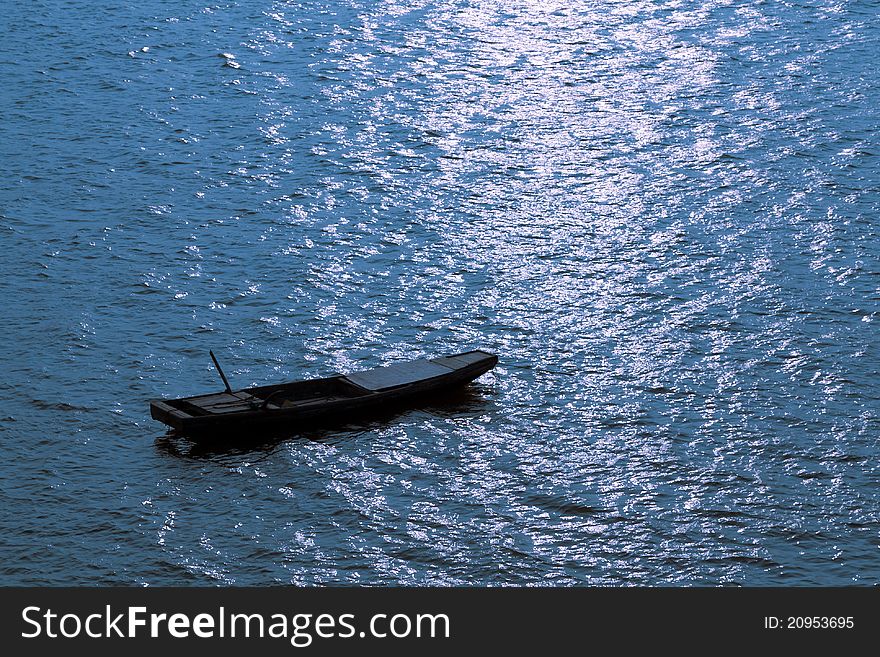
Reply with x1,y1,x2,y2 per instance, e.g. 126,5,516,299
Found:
253,377,370,408
162,377,369,416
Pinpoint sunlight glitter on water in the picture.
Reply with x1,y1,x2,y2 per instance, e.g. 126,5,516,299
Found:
0,0,878,585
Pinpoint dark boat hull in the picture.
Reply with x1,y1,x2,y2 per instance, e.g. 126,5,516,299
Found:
150,350,497,439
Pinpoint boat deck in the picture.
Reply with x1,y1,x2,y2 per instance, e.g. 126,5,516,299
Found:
343,360,452,391
342,351,491,391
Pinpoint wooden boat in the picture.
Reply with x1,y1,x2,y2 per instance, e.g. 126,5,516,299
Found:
150,350,498,437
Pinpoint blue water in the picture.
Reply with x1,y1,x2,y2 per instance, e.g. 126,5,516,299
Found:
1,0,879,585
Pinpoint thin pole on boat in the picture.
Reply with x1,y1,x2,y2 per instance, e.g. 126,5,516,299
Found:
209,350,233,394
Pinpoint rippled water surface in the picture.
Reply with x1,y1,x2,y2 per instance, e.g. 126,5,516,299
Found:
2,0,879,585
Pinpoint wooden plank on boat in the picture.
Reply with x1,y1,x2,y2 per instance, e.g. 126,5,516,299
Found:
188,392,258,414
343,358,454,391
431,351,490,369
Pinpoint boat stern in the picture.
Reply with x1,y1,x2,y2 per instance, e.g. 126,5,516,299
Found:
149,399,192,431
